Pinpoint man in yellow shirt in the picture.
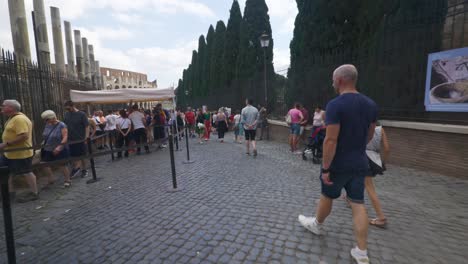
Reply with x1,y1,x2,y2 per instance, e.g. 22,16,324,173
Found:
0,100,38,203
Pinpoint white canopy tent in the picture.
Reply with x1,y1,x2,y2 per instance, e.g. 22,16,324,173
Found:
70,87,180,135
70,88,175,104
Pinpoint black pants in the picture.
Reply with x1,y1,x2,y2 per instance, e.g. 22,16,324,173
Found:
133,128,149,153
217,121,227,139
117,129,130,157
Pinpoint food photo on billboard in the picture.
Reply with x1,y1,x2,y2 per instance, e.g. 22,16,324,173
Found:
425,47,468,112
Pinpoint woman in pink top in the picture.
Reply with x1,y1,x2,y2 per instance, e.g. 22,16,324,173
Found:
287,103,304,154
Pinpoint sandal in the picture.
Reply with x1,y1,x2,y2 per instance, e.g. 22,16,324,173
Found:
369,218,387,228
64,181,72,188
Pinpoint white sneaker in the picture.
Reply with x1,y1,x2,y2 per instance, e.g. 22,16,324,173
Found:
350,247,370,264
298,215,322,235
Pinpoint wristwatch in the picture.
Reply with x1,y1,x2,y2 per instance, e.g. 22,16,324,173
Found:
321,167,331,174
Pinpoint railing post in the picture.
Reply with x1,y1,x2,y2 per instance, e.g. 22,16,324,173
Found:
86,138,99,184
183,125,195,164
167,130,183,192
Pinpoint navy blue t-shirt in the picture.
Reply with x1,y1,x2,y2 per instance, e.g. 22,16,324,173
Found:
325,93,378,172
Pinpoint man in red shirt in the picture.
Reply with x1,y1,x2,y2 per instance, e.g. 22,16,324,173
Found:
185,107,196,138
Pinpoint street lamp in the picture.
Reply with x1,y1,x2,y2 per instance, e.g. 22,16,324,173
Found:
259,33,270,108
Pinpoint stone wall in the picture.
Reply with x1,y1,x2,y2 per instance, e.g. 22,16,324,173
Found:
384,126,468,179
267,120,468,179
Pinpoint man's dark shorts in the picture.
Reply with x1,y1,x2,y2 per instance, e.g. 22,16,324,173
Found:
320,170,367,204
69,142,87,157
0,156,33,175
244,129,256,141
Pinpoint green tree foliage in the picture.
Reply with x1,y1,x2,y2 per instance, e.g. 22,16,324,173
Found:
177,0,276,110
188,50,198,96
236,0,275,107
210,21,227,93
288,0,447,114
196,35,207,96
223,0,242,86
204,25,216,95
176,79,184,106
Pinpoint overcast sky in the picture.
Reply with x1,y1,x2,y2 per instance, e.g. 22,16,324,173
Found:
0,0,297,88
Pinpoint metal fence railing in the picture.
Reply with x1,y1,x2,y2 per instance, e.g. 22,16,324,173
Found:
0,49,94,145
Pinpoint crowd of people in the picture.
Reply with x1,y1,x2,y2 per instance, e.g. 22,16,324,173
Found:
0,100,192,202
0,97,269,203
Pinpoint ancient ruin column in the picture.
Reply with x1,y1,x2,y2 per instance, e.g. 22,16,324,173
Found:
95,61,102,89
64,21,75,78
74,30,84,80
8,0,31,61
88,45,96,85
33,0,50,65
82,38,91,81
50,7,66,75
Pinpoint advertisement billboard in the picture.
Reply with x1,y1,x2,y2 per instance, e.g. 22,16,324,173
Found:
425,47,468,112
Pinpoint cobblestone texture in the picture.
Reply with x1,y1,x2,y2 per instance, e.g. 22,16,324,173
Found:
0,133,468,263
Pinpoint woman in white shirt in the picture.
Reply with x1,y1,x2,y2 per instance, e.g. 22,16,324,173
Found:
312,106,325,131
116,110,132,158
366,124,390,228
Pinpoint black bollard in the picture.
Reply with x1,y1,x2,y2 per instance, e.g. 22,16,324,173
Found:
1,170,16,264
173,125,180,151
86,138,99,184
183,126,195,164
167,134,183,192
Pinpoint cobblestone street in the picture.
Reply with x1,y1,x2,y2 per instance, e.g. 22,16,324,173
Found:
1,134,467,263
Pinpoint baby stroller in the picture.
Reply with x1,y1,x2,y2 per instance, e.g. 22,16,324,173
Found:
303,126,326,164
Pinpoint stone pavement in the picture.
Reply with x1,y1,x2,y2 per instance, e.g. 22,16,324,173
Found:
0,133,467,263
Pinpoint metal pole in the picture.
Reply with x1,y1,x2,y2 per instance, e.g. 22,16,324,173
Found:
86,138,99,184
1,171,17,264
173,125,180,151
183,125,195,164
168,134,177,189
263,48,267,108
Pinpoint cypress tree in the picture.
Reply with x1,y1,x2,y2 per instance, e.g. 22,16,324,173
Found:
210,20,227,93
189,50,198,96
176,79,184,107
236,0,274,107
204,25,215,95
196,35,207,96
288,0,447,111
223,0,243,86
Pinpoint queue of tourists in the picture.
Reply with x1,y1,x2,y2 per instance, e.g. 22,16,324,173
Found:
0,100,186,203
0,97,267,203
